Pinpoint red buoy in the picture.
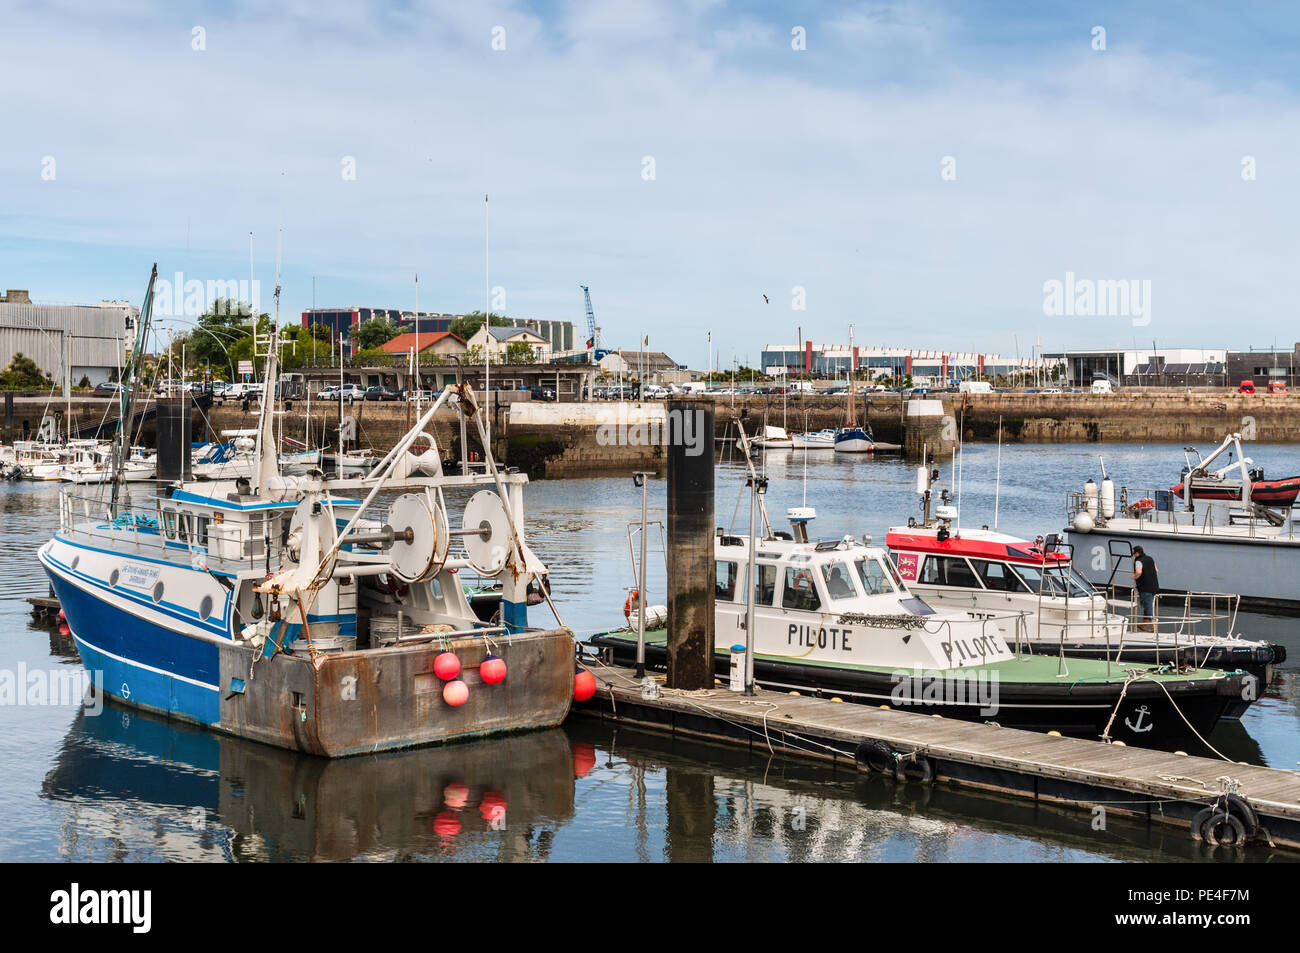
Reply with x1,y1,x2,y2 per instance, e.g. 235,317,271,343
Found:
574,668,597,702
433,651,461,681
443,679,469,707
480,792,507,825
480,655,507,685
58,622,70,637
57,609,65,620
433,810,461,837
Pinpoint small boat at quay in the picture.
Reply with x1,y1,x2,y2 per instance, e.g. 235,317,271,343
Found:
591,433,1254,750
1066,434,1300,614
589,509,1251,748
886,463,1283,694
38,264,573,756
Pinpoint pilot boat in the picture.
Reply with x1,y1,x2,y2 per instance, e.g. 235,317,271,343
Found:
887,465,1283,691
589,484,1252,749
1065,434,1300,613
38,265,572,756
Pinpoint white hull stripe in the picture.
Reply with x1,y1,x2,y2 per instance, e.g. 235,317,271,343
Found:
73,632,220,693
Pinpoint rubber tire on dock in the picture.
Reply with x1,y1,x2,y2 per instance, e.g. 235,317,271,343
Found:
894,755,934,785
854,740,895,774
1201,812,1247,848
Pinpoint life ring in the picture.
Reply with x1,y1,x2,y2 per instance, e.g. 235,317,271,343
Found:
1132,497,1155,513
623,589,640,621
793,571,814,594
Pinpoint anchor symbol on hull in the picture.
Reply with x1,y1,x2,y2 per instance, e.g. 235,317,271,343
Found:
1124,704,1154,733
120,682,131,700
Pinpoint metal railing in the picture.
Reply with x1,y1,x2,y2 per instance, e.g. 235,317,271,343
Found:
1067,486,1299,539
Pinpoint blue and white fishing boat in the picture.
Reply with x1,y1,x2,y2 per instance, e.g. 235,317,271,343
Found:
833,325,874,453
38,263,574,756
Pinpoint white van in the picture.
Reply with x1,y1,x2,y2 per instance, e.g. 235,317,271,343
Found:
1090,380,1114,394
958,380,992,394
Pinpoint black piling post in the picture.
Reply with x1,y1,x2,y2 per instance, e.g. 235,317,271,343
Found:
155,397,192,483
665,400,714,690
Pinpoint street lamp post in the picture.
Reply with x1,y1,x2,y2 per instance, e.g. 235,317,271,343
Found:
744,473,767,696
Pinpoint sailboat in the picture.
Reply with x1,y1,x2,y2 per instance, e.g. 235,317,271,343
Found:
833,325,874,453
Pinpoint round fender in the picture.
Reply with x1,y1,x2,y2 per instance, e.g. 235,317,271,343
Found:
1225,793,1259,836
1202,811,1247,848
853,740,894,774
895,755,933,784
1190,806,1215,842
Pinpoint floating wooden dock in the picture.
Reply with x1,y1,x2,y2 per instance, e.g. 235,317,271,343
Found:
573,660,1300,851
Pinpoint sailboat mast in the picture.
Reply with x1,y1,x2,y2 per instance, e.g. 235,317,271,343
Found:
252,228,283,494
111,264,157,509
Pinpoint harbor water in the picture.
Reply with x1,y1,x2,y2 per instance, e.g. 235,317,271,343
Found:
1,442,1297,861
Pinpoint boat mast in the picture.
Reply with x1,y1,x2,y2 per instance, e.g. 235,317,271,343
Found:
110,263,157,509
252,229,283,494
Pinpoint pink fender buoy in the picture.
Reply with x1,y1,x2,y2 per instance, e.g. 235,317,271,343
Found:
433,810,461,837
443,782,469,809
433,651,461,680
58,622,70,637
572,742,597,778
480,655,507,685
443,679,469,707
58,609,66,620
574,668,597,702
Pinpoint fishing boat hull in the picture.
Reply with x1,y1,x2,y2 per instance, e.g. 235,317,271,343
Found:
587,631,1248,749
833,428,874,453
40,536,575,757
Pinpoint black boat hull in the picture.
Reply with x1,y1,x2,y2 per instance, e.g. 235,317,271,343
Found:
588,634,1248,751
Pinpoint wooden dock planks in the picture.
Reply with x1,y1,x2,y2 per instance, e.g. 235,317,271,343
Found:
575,662,1300,850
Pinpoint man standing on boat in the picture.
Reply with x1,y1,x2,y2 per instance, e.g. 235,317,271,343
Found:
1131,546,1160,632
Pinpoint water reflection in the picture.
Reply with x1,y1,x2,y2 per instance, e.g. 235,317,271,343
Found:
43,703,576,862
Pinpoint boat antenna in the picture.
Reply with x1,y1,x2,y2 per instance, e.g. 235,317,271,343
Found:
1099,454,1108,481
993,413,1002,530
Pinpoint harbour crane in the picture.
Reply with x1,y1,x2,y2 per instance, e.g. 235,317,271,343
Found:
580,285,610,362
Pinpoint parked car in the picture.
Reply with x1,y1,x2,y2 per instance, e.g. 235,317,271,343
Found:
529,386,557,401
317,385,340,400
222,382,263,402
641,385,669,399
1268,381,1287,395
94,381,124,394
1238,380,1255,394
364,385,400,401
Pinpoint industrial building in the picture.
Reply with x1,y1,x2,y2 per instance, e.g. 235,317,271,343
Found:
0,289,134,392
1044,348,1227,388
761,343,1039,384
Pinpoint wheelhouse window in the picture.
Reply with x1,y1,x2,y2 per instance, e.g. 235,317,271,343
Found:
969,559,1028,593
1012,563,1094,598
919,555,982,588
715,560,742,602
753,563,778,606
821,561,858,600
855,558,895,596
783,566,821,611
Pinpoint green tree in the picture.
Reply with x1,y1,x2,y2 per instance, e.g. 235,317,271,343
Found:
354,316,399,350
0,353,54,389
504,341,535,363
464,344,485,365
449,310,511,341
